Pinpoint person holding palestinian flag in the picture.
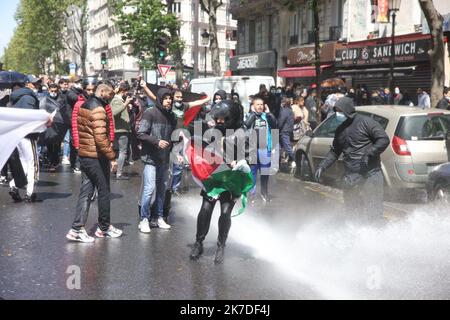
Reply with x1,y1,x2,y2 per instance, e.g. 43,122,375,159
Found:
187,99,254,264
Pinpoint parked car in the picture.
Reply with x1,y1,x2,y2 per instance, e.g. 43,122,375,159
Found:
294,105,450,194
426,131,450,203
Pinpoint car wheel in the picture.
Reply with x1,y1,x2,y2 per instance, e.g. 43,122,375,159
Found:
295,152,312,181
433,183,450,204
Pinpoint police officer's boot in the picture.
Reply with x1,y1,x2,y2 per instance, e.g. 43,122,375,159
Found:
214,243,225,265
190,241,203,260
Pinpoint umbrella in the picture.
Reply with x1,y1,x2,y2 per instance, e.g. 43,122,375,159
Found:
0,71,28,89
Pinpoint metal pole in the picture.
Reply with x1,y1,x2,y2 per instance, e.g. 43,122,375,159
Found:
204,46,207,78
389,11,396,99
155,51,159,85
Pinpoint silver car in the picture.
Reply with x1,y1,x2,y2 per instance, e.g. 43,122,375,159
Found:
294,105,450,191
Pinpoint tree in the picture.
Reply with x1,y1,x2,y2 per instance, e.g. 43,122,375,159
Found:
60,0,89,77
3,0,65,75
110,0,184,78
419,0,445,108
199,0,224,76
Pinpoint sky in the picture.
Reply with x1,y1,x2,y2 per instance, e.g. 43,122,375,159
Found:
0,0,20,57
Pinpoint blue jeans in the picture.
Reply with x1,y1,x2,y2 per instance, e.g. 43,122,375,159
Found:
63,130,71,158
171,163,183,192
140,163,169,220
250,149,271,196
280,133,294,162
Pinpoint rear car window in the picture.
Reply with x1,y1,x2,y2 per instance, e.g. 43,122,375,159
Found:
395,114,450,141
356,111,389,130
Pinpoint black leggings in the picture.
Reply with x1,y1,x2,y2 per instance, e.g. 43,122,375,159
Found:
195,191,236,246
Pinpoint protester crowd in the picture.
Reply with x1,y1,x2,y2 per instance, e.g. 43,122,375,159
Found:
1,73,449,261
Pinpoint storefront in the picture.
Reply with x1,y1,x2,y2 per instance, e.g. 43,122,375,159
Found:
230,50,277,79
335,33,432,100
278,42,337,86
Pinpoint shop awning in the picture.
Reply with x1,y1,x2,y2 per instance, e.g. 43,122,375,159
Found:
277,64,332,78
335,66,417,74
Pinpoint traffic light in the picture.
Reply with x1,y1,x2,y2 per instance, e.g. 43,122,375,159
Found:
101,52,107,65
157,37,168,61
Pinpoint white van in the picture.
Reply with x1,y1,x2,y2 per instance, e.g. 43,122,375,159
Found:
189,76,275,112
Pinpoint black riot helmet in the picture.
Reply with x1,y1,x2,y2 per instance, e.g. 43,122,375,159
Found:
210,99,242,131
83,77,98,89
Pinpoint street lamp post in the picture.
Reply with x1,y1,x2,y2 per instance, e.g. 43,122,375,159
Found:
388,0,401,100
201,30,210,78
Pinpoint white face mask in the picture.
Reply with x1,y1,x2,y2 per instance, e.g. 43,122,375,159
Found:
49,92,58,98
336,112,347,121
395,88,400,94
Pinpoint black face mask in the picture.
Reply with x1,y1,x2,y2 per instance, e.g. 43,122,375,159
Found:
214,122,226,134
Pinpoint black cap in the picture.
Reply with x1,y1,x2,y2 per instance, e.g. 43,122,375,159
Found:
25,75,41,84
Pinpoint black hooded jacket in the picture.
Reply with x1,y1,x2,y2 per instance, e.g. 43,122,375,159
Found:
319,98,390,175
213,90,227,102
67,87,83,109
10,87,40,110
137,88,177,166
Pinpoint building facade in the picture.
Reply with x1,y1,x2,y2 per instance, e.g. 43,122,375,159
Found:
84,0,236,82
231,0,450,92
86,0,139,80
170,0,237,79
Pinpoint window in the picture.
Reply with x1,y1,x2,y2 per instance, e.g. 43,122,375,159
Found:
289,13,299,45
315,115,346,138
249,20,255,52
226,29,237,41
268,15,273,49
172,1,181,14
357,111,389,130
396,114,450,141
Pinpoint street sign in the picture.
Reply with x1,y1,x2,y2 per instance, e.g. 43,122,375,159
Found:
158,64,172,78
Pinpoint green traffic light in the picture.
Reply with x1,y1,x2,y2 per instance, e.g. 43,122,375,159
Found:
159,51,165,58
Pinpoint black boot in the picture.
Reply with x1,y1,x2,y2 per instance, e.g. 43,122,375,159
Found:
214,245,225,265
9,187,22,202
190,241,203,260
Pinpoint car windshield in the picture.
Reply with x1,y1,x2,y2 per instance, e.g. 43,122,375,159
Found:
396,114,450,141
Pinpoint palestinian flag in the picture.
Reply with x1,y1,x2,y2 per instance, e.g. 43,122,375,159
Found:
186,140,254,216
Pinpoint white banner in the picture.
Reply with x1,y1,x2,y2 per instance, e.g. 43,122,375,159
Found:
0,108,50,170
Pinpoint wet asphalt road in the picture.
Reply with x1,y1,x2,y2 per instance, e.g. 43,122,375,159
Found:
0,163,448,300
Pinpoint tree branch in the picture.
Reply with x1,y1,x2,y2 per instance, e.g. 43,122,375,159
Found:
200,0,211,15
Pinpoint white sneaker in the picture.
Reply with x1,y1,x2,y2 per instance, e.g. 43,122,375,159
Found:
62,157,71,165
139,218,151,233
157,217,171,229
291,161,297,169
66,228,95,243
95,225,123,238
